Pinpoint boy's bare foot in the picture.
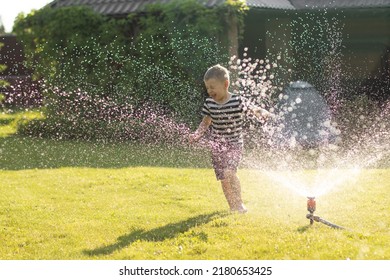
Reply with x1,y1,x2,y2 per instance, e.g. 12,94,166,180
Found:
231,204,247,214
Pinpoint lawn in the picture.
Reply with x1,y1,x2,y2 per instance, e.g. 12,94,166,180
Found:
0,110,389,260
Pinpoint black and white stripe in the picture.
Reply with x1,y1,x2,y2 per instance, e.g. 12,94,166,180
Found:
202,94,245,143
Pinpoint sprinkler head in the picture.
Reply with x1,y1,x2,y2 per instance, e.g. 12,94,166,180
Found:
307,197,316,214
305,197,344,229
307,197,316,225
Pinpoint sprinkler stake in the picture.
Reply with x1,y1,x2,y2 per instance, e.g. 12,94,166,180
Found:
306,197,344,229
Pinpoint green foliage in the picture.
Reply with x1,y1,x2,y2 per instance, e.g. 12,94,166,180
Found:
0,42,9,89
0,19,5,35
13,7,124,83
13,1,248,139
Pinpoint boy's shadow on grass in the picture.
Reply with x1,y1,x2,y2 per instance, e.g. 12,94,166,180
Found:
83,211,227,256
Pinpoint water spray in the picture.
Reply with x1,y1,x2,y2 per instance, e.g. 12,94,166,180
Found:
306,197,344,229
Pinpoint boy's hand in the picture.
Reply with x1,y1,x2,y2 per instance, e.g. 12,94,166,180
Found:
189,133,201,143
252,107,276,122
189,116,211,143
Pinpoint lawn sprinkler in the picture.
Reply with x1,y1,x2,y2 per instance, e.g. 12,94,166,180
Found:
307,197,316,225
306,197,344,229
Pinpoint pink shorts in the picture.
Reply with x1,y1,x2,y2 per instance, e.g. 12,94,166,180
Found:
211,142,243,180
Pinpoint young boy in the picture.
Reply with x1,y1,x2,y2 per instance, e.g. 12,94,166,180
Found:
189,64,272,213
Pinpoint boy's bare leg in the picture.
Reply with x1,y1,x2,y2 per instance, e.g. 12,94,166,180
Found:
222,170,246,212
230,173,243,205
221,179,236,210
225,170,247,212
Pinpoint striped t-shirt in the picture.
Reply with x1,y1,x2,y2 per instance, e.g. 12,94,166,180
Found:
202,93,245,144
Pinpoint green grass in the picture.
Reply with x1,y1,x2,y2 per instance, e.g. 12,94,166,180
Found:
0,109,44,138
0,110,389,260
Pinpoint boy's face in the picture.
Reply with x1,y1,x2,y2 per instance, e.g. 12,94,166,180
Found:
204,78,229,103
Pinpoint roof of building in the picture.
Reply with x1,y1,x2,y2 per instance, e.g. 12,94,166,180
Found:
48,0,228,16
48,0,390,16
247,0,294,10
290,0,390,9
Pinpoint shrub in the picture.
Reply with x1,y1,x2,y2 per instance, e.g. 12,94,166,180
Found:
14,1,248,140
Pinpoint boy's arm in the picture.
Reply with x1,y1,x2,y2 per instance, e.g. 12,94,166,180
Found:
251,106,275,119
241,96,275,122
189,115,212,143
250,105,276,122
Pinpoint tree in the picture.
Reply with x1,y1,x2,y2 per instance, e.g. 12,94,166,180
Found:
13,1,247,140
0,42,9,105
0,16,5,34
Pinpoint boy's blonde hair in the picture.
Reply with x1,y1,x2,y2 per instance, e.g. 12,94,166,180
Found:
204,64,230,83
